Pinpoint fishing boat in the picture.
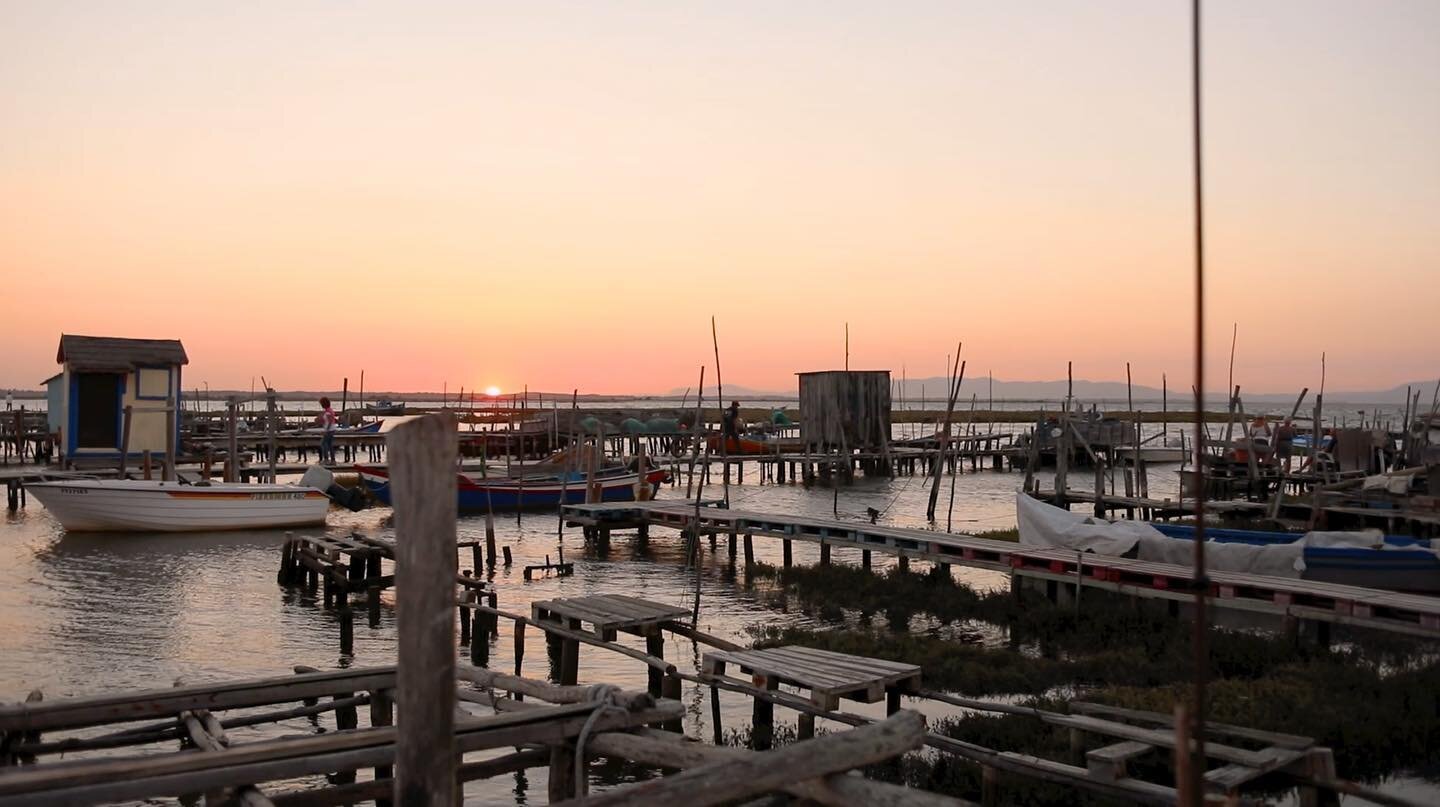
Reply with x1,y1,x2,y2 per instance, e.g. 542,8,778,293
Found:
355,464,669,512
292,421,384,436
26,479,330,533
1148,523,1440,593
366,399,405,416
1017,494,1440,593
706,434,781,456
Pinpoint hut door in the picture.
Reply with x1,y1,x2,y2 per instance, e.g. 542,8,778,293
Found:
75,373,121,448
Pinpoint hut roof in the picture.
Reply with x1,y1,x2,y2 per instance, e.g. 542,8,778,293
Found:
57,335,189,372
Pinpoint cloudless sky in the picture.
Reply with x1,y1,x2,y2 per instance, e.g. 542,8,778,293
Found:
2,1,1436,394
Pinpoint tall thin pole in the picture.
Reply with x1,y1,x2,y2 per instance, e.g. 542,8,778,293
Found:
1188,0,1209,799
713,316,729,507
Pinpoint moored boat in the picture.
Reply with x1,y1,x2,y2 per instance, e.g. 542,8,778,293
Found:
26,479,330,533
1017,493,1440,593
1148,523,1440,593
355,464,669,511
706,435,780,456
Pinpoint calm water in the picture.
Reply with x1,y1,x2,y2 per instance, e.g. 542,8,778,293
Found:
2,453,1433,803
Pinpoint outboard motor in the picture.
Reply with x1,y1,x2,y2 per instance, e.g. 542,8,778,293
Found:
300,465,367,512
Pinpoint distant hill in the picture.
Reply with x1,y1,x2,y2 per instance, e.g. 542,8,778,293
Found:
888,377,1440,406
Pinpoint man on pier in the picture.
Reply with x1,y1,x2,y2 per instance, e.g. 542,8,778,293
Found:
722,400,741,451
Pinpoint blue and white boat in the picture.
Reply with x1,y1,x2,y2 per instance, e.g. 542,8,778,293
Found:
1149,523,1440,593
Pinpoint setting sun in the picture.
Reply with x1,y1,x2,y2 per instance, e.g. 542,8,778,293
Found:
484,385,501,397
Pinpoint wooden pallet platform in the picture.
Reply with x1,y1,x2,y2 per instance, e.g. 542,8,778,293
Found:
531,594,690,640
702,645,921,709
560,501,1440,639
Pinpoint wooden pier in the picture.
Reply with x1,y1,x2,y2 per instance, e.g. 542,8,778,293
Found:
0,664,690,805
562,501,1440,640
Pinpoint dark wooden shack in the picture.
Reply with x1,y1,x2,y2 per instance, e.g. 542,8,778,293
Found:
798,370,891,453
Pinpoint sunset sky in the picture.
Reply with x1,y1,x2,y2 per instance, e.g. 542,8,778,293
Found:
3,1,1436,395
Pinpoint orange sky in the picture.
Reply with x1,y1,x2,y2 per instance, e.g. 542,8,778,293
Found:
2,1,1436,395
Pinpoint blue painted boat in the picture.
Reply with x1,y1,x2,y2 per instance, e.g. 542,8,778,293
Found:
355,464,668,512
1150,523,1440,593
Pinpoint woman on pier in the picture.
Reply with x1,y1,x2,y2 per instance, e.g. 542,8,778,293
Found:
316,396,339,464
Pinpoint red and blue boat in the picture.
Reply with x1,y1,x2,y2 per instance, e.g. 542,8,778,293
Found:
354,464,668,512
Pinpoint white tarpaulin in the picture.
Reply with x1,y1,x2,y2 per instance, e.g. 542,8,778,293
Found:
1135,533,1304,578
1015,493,1305,578
1016,492,1155,556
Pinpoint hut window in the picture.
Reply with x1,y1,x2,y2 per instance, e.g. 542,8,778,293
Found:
136,367,170,400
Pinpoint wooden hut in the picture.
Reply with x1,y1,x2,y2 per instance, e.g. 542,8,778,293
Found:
797,370,891,453
49,334,187,464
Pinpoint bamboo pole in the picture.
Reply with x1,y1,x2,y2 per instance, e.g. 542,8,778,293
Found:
713,316,729,507
925,345,964,522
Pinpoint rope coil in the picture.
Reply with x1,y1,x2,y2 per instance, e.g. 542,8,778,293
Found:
572,683,627,793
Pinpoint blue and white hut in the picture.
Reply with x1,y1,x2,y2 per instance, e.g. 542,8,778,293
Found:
48,335,187,464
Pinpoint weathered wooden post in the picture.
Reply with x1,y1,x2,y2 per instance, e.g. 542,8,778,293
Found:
118,405,133,476
163,391,176,482
388,414,458,806
646,635,665,696
266,389,279,484
371,688,395,803
225,398,239,483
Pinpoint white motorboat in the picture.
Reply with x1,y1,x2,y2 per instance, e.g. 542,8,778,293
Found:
26,479,330,533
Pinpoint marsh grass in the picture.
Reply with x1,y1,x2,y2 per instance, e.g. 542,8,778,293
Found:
743,561,1440,797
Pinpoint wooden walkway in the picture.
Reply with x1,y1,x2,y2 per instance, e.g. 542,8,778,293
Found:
561,501,1440,640
532,594,690,640
0,664,684,806
703,646,920,709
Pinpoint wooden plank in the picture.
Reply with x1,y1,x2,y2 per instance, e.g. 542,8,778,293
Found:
0,668,398,733
586,729,971,807
771,646,921,682
388,413,458,806
0,702,682,806
1069,702,1313,749
551,710,927,807
1085,740,1152,783
1044,714,1280,768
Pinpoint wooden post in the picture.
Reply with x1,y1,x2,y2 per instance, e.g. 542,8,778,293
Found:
225,398,239,483
752,680,777,750
370,688,394,802
388,414,458,806
559,619,581,686
339,608,354,656
743,532,754,569
782,539,792,568
646,635,665,697
163,392,176,482
117,405,133,476
143,450,153,480
267,389,279,484
661,671,683,733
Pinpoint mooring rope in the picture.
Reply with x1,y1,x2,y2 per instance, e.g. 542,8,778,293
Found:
573,683,626,791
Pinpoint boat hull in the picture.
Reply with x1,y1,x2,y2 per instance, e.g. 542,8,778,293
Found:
27,481,330,533
356,466,667,512
1150,524,1440,593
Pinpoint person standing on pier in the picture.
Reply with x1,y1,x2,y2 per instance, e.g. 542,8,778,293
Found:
316,396,339,464
1275,418,1297,472
722,400,741,451
4,390,11,411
